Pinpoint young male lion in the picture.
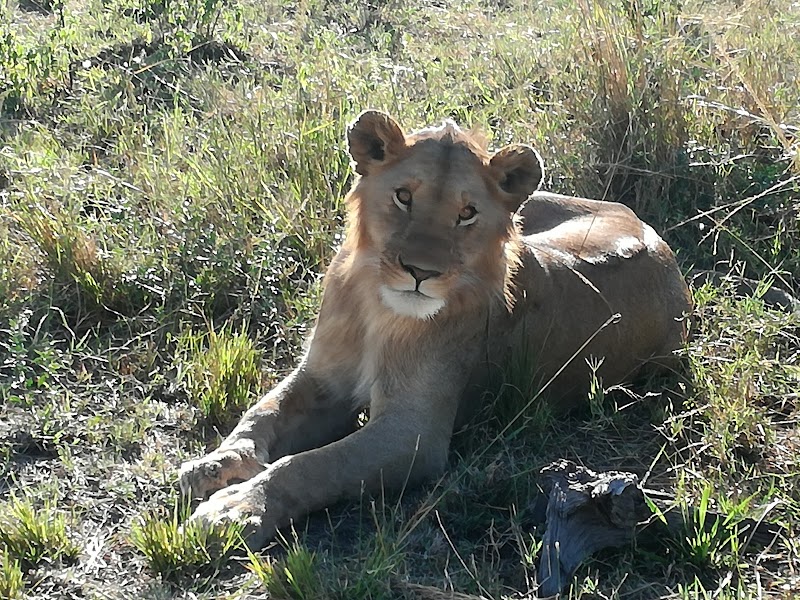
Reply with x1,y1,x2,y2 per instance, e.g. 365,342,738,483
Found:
179,111,691,547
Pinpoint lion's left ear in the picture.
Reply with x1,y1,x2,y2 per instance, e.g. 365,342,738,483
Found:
489,144,544,212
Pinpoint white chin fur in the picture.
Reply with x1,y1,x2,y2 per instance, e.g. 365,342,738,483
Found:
380,286,445,319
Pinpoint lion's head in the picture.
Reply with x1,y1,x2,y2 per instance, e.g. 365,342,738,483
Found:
343,111,544,320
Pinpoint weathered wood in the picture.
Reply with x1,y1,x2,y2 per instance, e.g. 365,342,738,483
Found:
535,460,783,597
536,461,649,596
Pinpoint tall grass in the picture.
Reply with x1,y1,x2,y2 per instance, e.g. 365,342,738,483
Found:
0,0,798,597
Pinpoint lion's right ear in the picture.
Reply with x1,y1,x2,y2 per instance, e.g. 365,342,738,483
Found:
347,110,406,175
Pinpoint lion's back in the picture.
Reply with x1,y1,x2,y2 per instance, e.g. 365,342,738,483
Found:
497,192,692,409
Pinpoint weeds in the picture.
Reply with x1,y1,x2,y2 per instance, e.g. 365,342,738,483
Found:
177,326,262,427
0,496,79,568
0,552,23,600
130,499,244,580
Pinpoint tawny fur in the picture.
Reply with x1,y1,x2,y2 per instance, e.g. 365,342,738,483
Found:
179,111,692,548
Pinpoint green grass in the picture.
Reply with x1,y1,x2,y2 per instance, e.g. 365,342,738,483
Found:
248,542,321,600
177,326,263,428
0,495,79,568
130,498,245,581
248,518,405,600
0,552,24,600
1,0,799,597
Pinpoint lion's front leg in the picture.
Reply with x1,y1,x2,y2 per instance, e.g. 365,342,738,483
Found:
179,368,354,500
188,406,455,548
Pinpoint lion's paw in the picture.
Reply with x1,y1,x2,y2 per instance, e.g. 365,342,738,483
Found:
189,479,274,549
179,445,265,500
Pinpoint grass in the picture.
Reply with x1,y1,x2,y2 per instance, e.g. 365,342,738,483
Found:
129,497,245,581
1,0,799,597
0,495,79,568
177,325,263,428
0,552,24,600
248,542,321,600
248,513,405,600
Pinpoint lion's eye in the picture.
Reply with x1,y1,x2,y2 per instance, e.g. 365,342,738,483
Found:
393,188,412,211
457,205,478,226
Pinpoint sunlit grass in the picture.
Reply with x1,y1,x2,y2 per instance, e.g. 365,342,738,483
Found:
0,552,24,600
0,0,798,597
0,496,79,568
130,498,245,580
177,326,262,427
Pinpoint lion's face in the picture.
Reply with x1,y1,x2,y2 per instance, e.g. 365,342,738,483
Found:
344,111,544,320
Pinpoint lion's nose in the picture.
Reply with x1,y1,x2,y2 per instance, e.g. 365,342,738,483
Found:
398,256,442,284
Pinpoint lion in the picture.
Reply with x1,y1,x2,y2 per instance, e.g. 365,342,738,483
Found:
179,110,692,547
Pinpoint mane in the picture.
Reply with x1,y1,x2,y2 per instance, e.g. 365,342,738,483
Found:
406,119,491,161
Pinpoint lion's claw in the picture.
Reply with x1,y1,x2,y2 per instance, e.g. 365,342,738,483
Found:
179,445,265,500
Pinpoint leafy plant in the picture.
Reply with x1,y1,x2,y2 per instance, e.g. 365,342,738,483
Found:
0,9,75,114
0,309,64,405
152,0,234,53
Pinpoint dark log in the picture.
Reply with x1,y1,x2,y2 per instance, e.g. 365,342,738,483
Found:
536,461,649,596
535,460,783,597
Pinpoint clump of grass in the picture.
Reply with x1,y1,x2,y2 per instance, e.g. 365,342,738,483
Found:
13,202,148,320
566,0,689,219
130,501,244,580
0,552,24,600
248,542,319,600
178,326,262,427
248,527,403,600
16,205,106,299
650,482,748,571
679,484,743,569
0,496,79,568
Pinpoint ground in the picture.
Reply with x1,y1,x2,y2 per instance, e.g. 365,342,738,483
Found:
1,0,799,598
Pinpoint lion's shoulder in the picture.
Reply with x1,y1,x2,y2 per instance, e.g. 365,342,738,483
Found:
519,192,665,266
